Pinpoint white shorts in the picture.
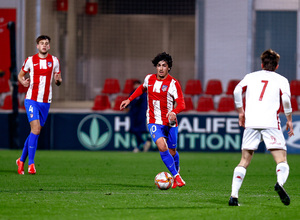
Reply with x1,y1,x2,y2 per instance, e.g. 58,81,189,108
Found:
242,128,286,151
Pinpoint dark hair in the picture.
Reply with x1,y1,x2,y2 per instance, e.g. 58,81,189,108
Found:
260,49,280,71
152,52,173,71
36,35,51,44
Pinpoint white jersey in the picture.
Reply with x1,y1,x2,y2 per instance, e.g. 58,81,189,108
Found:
234,70,291,129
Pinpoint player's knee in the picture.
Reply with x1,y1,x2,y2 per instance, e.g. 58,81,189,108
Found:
31,127,41,135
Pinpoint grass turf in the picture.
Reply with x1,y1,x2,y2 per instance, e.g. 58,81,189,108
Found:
0,150,299,220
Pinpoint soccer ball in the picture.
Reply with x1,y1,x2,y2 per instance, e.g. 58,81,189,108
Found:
154,172,173,190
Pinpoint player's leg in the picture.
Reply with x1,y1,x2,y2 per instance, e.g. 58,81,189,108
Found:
16,136,30,174
156,137,178,176
20,136,29,162
27,119,41,174
148,124,178,177
167,127,185,188
263,129,290,205
167,127,180,172
229,128,260,206
230,149,253,199
271,149,290,205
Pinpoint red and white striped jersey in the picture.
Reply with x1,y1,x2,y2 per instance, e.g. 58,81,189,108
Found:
129,74,185,126
22,53,60,103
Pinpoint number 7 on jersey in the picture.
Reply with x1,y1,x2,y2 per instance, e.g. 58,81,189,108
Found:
259,80,268,101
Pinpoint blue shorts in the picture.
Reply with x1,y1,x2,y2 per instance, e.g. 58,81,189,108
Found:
147,124,178,149
24,99,50,127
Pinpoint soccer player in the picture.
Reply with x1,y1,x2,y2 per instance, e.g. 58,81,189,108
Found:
128,80,151,153
16,35,62,175
120,52,186,188
229,49,294,206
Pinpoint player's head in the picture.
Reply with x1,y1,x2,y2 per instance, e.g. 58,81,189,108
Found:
260,49,280,71
133,80,141,89
152,52,173,72
36,35,51,55
36,35,51,44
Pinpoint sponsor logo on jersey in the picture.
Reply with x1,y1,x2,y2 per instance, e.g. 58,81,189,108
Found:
161,85,168,92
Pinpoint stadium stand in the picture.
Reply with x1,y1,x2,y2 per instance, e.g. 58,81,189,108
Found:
183,96,194,111
113,95,129,111
184,79,202,95
205,79,223,96
290,80,300,97
92,95,111,110
196,96,215,112
217,96,235,112
1,94,12,110
122,78,139,94
225,79,240,95
101,78,121,95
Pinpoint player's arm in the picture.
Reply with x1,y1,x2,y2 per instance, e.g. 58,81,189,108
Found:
171,81,186,115
282,93,294,137
120,84,145,110
54,72,62,86
18,69,30,87
233,85,245,127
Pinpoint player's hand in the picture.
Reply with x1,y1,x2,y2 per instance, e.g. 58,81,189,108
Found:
120,99,130,110
54,73,62,86
286,121,294,137
238,112,245,128
167,112,176,126
20,77,30,87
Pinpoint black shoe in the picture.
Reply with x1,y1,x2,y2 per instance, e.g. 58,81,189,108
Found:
274,183,290,206
229,196,240,206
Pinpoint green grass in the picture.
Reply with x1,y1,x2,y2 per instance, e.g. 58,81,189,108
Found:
0,150,300,220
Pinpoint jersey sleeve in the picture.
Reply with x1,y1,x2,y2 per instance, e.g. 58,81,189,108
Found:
234,75,248,108
53,56,61,74
128,84,145,101
21,57,31,73
170,80,185,114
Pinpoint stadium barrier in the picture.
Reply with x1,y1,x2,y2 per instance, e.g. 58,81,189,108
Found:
1,112,299,153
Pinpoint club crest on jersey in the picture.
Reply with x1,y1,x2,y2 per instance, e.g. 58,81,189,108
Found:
161,85,168,92
48,62,52,68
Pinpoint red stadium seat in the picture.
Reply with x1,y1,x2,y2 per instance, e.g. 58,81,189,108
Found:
291,96,299,111
0,77,10,93
92,95,111,110
225,79,240,95
184,79,202,95
101,78,121,94
1,95,12,110
183,96,194,111
217,96,235,112
113,95,129,111
205,79,223,96
122,78,139,94
18,82,28,94
196,96,214,112
290,80,300,96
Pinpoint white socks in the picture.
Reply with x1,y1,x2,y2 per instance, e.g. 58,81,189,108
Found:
231,166,246,198
276,162,289,186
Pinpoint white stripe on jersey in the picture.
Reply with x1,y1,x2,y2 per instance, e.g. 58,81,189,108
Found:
153,100,163,124
37,75,46,102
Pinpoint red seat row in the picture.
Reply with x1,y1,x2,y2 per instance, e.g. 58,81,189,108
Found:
184,79,240,96
101,78,139,95
184,96,236,112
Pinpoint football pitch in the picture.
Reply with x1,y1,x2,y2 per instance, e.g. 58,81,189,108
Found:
0,150,299,220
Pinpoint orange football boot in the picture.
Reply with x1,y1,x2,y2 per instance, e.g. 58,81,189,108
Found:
172,174,185,188
28,164,36,175
16,158,24,175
